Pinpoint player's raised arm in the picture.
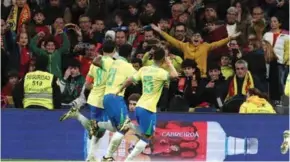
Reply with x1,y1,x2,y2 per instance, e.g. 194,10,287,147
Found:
165,56,179,79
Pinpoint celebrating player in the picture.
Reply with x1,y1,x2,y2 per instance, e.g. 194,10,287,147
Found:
117,46,179,161
92,43,137,161
59,40,115,161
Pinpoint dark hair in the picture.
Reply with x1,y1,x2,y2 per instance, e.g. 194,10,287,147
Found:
44,36,57,47
94,17,105,22
144,28,154,33
37,38,46,48
79,14,91,22
33,8,44,17
128,93,141,102
17,32,29,43
207,63,220,71
192,30,203,36
119,44,132,58
7,70,19,78
131,58,142,66
153,47,165,61
174,22,186,31
271,14,283,25
102,40,116,53
68,59,81,69
248,88,270,102
144,1,157,9
128,18,138,25
116,30,127,36
251,6,263,14
232,0,250,20
181,59,197,69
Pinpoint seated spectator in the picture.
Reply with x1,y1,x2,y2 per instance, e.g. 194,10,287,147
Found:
127,93,141,112
220,54,234,80
168,59,202,111
1,70,19,97
200,64,226,108
59,59,85,104
239,88,276,114
225,59,264,102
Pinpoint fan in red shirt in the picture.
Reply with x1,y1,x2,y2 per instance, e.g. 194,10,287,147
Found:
28,8,50,37
76,43,101,77
17,32,31,78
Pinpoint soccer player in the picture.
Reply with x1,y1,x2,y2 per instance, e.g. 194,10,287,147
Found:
116,47,179,161
59,40,115,161
93,44,137,161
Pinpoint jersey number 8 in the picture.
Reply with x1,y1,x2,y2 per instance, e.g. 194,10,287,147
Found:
95,68,103,86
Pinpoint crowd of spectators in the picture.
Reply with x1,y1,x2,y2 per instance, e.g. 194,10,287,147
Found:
1,0,289,113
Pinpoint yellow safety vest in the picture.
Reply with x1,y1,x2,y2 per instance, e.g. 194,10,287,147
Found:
23,71,54,109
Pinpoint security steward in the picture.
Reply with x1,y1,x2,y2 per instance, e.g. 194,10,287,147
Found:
13,55,61,109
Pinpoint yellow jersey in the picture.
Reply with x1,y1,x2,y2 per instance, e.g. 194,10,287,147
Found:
133,65,169,113
104,57,136,96
87,56,114,108
142,52,183,72
239,96,276,114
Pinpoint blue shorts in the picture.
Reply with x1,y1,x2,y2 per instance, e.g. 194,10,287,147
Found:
103,94,129,129
135,107,156,136
88,104,108,122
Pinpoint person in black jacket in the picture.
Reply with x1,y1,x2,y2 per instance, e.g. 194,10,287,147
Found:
168,59,202,111
262,40,282,104
200,63,227,108
13,55,61,109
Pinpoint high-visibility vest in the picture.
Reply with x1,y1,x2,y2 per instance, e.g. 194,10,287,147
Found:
23,71,54,109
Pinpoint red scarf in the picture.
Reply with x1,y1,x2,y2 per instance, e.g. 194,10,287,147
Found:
178,76,197,92
226,72,254,100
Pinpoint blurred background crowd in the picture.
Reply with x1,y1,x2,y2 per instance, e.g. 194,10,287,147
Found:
1,0,289,114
